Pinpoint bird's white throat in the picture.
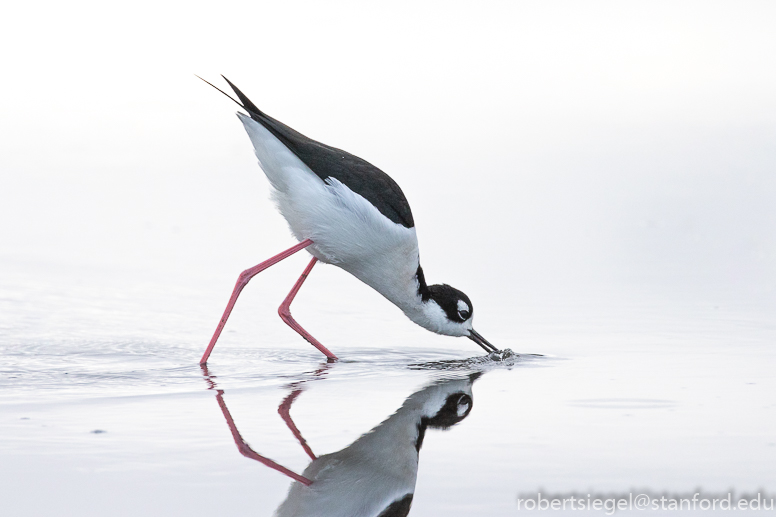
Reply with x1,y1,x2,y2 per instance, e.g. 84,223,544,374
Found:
403,298,473,337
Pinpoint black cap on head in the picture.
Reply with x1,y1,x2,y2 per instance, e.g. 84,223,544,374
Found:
427,284,473,323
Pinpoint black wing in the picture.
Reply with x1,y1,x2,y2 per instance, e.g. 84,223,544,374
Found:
223,77,415,229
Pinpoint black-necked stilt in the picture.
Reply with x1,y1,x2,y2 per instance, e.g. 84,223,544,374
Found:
208,371,478,516
199,77,498,363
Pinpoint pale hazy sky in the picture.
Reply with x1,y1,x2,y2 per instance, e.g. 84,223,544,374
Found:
2,0,775,308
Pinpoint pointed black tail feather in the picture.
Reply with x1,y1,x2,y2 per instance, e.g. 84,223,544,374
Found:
195,75,265,121
194,74,246,109
221,75,265,119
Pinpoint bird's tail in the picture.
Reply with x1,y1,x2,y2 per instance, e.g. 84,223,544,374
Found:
196,74,265,121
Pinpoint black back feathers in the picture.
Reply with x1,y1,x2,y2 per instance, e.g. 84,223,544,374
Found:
221,77,416,229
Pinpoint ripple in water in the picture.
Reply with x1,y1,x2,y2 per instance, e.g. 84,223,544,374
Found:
408,348,545,371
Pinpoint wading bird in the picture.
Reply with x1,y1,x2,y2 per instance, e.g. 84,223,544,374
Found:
200,77,498,363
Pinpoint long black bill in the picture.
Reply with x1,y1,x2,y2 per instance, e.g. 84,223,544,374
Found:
468,329,500,354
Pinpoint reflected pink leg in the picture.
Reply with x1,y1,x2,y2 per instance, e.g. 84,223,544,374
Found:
278,390,317,461
278,257,338,360
215,391,312,486
200,239,314,365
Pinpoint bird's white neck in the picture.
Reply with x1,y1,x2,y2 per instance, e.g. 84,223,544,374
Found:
341,258,469,338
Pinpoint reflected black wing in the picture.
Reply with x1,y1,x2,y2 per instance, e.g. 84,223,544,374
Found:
224,77,415,229
377,494,414,517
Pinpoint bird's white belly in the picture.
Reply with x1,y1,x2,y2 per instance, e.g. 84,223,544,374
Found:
274,428,419,517
239,114,422,311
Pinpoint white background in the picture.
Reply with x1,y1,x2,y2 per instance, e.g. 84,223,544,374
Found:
1,2,775,516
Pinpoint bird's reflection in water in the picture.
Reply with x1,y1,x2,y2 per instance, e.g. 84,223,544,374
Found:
202,365,481,517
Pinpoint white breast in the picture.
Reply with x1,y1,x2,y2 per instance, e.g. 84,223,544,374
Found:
238,114,423,313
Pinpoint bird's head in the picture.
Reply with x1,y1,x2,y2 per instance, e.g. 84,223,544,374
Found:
410,374,481,451
416,284,498,353
420,381,475,430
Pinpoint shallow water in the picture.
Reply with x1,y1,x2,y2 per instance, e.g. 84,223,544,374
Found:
1,256,774,516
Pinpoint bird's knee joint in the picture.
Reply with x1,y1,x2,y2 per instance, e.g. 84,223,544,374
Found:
278,305,292,321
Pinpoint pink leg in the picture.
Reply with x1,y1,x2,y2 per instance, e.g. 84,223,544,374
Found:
215,390,312,486
278,390,317,461
278,257,338,360
200,239,314,365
